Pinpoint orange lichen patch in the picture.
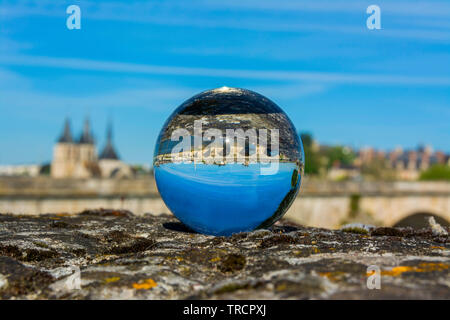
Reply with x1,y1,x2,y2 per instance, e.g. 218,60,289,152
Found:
318,271,345,282
132,278,157,290
210,257,221,263
417,262,449,271
367,263,449,277
167,256,184,262
430,246,445,250
275,283,287,291
56,213,71,217
380,266,416,277
104,277,120,284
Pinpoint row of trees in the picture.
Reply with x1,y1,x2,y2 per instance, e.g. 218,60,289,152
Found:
300,132,355,176
419,165,450,181
299,132,450,181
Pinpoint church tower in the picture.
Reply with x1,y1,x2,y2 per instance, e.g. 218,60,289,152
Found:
51,118,77,178
51,117,131,179
99,122,119,161
99,121,132,178
73,117,100,178
78,118,97,163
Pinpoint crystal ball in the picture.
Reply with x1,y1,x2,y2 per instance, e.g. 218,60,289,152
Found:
154,87,304,236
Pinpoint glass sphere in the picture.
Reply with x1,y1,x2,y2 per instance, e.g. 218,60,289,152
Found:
154,87,304,236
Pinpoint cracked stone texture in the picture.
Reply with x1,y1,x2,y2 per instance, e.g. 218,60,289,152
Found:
0,209,449,300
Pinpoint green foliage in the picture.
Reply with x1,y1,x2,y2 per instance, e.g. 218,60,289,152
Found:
324,146,355,168
419,165,450,181
291,169,299,187
131,165,153,176
300,132,313,149
341,227,369,235
299,132,356,176
300,132,321,175
349,194,360,218
360,158,396,180
39,163,51,175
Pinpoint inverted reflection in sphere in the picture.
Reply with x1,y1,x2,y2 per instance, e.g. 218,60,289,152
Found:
154,87,304,236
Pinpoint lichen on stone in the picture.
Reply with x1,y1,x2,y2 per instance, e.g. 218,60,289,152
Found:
0,210,448,299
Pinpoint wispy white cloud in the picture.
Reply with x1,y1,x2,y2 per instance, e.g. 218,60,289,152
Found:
0,87,196,111
3,0,450,18
0,67,197,117
0,76,198,113
0,67,326,115
250,83,328,99
0,37,33,55
1,54,449,86
1,0,449,41
200,0,450,18
0,67,32,89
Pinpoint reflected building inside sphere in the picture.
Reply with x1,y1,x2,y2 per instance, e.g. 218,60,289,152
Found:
154,87,304,236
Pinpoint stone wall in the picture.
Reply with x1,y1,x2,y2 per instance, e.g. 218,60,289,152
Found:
0,176,449,229
0,176,156,196
1,212,448,299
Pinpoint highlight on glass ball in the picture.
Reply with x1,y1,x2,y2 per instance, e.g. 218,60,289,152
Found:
154,87,304,236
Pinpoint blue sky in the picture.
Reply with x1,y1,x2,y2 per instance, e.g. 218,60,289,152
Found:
0,0,449,165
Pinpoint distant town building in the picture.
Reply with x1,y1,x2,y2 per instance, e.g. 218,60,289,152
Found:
51,118,133,179
0,165,41,177
355,145,449,180
316,142,449,181
154,139,281,166
327,163,359,181
98,122,133,178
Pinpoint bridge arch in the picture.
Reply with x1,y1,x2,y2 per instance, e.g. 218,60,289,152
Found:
392,212,449,228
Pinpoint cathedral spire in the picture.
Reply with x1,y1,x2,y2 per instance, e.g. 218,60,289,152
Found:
78,117,94,144
100,120,119,160
107,121,113,144
58,118,73,143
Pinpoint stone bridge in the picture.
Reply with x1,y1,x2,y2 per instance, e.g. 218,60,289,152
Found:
0,177,448,229
286,179,450,229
